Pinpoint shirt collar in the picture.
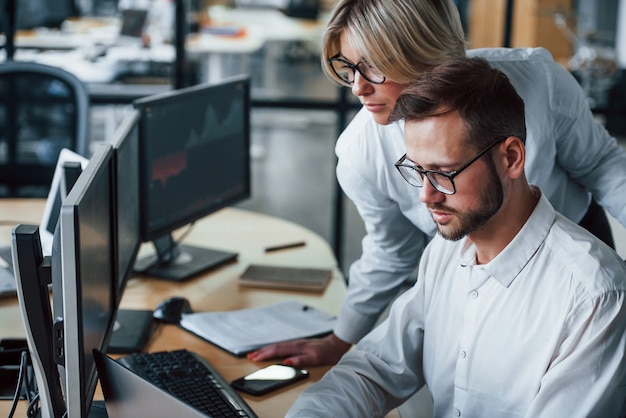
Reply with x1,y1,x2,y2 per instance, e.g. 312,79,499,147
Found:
458,187,556,288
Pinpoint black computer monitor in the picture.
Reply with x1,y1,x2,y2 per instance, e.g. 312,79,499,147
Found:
133,75,251,281
110,109,141,302
11,225,66,418
56,143,117,418
0,0,78,31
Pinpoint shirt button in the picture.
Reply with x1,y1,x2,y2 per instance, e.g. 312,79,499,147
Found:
460,350,467,359
455,408,461,417
470,290,479,298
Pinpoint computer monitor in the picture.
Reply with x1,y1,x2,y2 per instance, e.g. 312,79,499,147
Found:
56,143,117,418
11,225,66,418
133,75,251,281
0,0,78,31
110,109,141,302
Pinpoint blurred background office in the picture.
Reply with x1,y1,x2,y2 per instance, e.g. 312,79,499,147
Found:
1,0,626,275
2,1,626,417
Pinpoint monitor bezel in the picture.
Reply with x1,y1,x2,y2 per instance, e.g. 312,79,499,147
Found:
58,143,116,418
110,109,141,302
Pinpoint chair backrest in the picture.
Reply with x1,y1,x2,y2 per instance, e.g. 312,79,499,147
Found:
0,60,90,197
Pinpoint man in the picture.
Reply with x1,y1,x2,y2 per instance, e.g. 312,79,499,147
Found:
286,57,626,418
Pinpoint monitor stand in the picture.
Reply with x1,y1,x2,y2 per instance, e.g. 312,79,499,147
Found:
134,234,237,281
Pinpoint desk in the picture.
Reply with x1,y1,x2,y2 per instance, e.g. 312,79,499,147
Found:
1,8,325,85
0,199,381,417
186,6,325,85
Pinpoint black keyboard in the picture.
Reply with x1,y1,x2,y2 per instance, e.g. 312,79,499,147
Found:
120,350,257,418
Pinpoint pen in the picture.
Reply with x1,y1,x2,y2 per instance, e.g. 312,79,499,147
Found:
264,241,306,253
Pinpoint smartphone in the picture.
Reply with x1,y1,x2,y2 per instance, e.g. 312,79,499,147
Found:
231,364,309,396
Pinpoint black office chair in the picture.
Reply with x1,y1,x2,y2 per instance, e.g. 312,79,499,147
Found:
0,61,90,197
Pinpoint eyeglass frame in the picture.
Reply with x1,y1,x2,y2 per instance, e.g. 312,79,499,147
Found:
394,136,509,195
327,53,386,85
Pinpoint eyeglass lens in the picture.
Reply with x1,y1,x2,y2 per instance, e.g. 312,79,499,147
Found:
396,164,455,194
329,56,385,84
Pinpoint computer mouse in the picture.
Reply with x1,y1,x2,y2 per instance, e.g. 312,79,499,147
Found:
153,296,193,324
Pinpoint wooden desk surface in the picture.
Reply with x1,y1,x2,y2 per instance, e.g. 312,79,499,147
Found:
0,199,399,418
0,199,341,417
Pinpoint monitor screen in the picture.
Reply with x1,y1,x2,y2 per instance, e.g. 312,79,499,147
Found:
110,109,141,301
57,143,116,418
0,0,78,31
133,75,251,281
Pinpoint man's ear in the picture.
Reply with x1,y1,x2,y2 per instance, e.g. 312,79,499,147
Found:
502,136,525,179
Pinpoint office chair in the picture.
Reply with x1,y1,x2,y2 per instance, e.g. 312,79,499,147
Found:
0,61,90,197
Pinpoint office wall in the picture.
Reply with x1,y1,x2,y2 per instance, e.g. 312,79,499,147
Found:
469,0,573,64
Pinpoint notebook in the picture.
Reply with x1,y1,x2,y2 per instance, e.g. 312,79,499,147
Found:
238,264,332,292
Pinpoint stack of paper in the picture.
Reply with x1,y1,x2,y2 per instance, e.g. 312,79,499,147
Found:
179,300,336,356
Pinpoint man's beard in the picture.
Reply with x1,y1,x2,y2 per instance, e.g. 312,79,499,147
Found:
431,159,503,241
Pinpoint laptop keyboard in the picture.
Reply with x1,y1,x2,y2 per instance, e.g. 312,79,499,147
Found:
120,350,256,418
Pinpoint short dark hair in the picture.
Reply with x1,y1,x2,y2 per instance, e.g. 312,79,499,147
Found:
390,57,526,150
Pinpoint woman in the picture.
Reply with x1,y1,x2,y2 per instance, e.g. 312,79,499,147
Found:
247,0,626,367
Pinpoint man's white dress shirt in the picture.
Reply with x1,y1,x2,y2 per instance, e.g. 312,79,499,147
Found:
287,192,626,418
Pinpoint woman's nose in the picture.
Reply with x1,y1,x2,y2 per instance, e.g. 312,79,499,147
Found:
351,71,372,96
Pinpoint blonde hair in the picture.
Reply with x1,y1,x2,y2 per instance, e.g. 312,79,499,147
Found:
322,0,466,85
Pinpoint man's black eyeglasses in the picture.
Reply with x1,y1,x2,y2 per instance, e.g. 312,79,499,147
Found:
394,136,508,195
328,53,386,85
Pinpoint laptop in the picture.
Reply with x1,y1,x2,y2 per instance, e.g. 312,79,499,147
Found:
93,349,258,418
93,350,206,418
116,9,149,46
39,148,89,255
83,8,148,60
0,148,87,297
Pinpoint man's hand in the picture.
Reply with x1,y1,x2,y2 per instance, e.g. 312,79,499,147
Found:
246,333,352,367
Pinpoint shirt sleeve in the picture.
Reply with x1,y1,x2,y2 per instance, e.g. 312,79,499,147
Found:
286,282,427,418
546,57,626,225
523,290,626,418
333,115,431,343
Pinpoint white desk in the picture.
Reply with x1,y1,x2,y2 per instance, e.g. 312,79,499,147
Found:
1,8,325,85
188,7,325,83
1,41,176,84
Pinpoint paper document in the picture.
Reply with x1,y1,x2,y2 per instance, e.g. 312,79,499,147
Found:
179,300,336,356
